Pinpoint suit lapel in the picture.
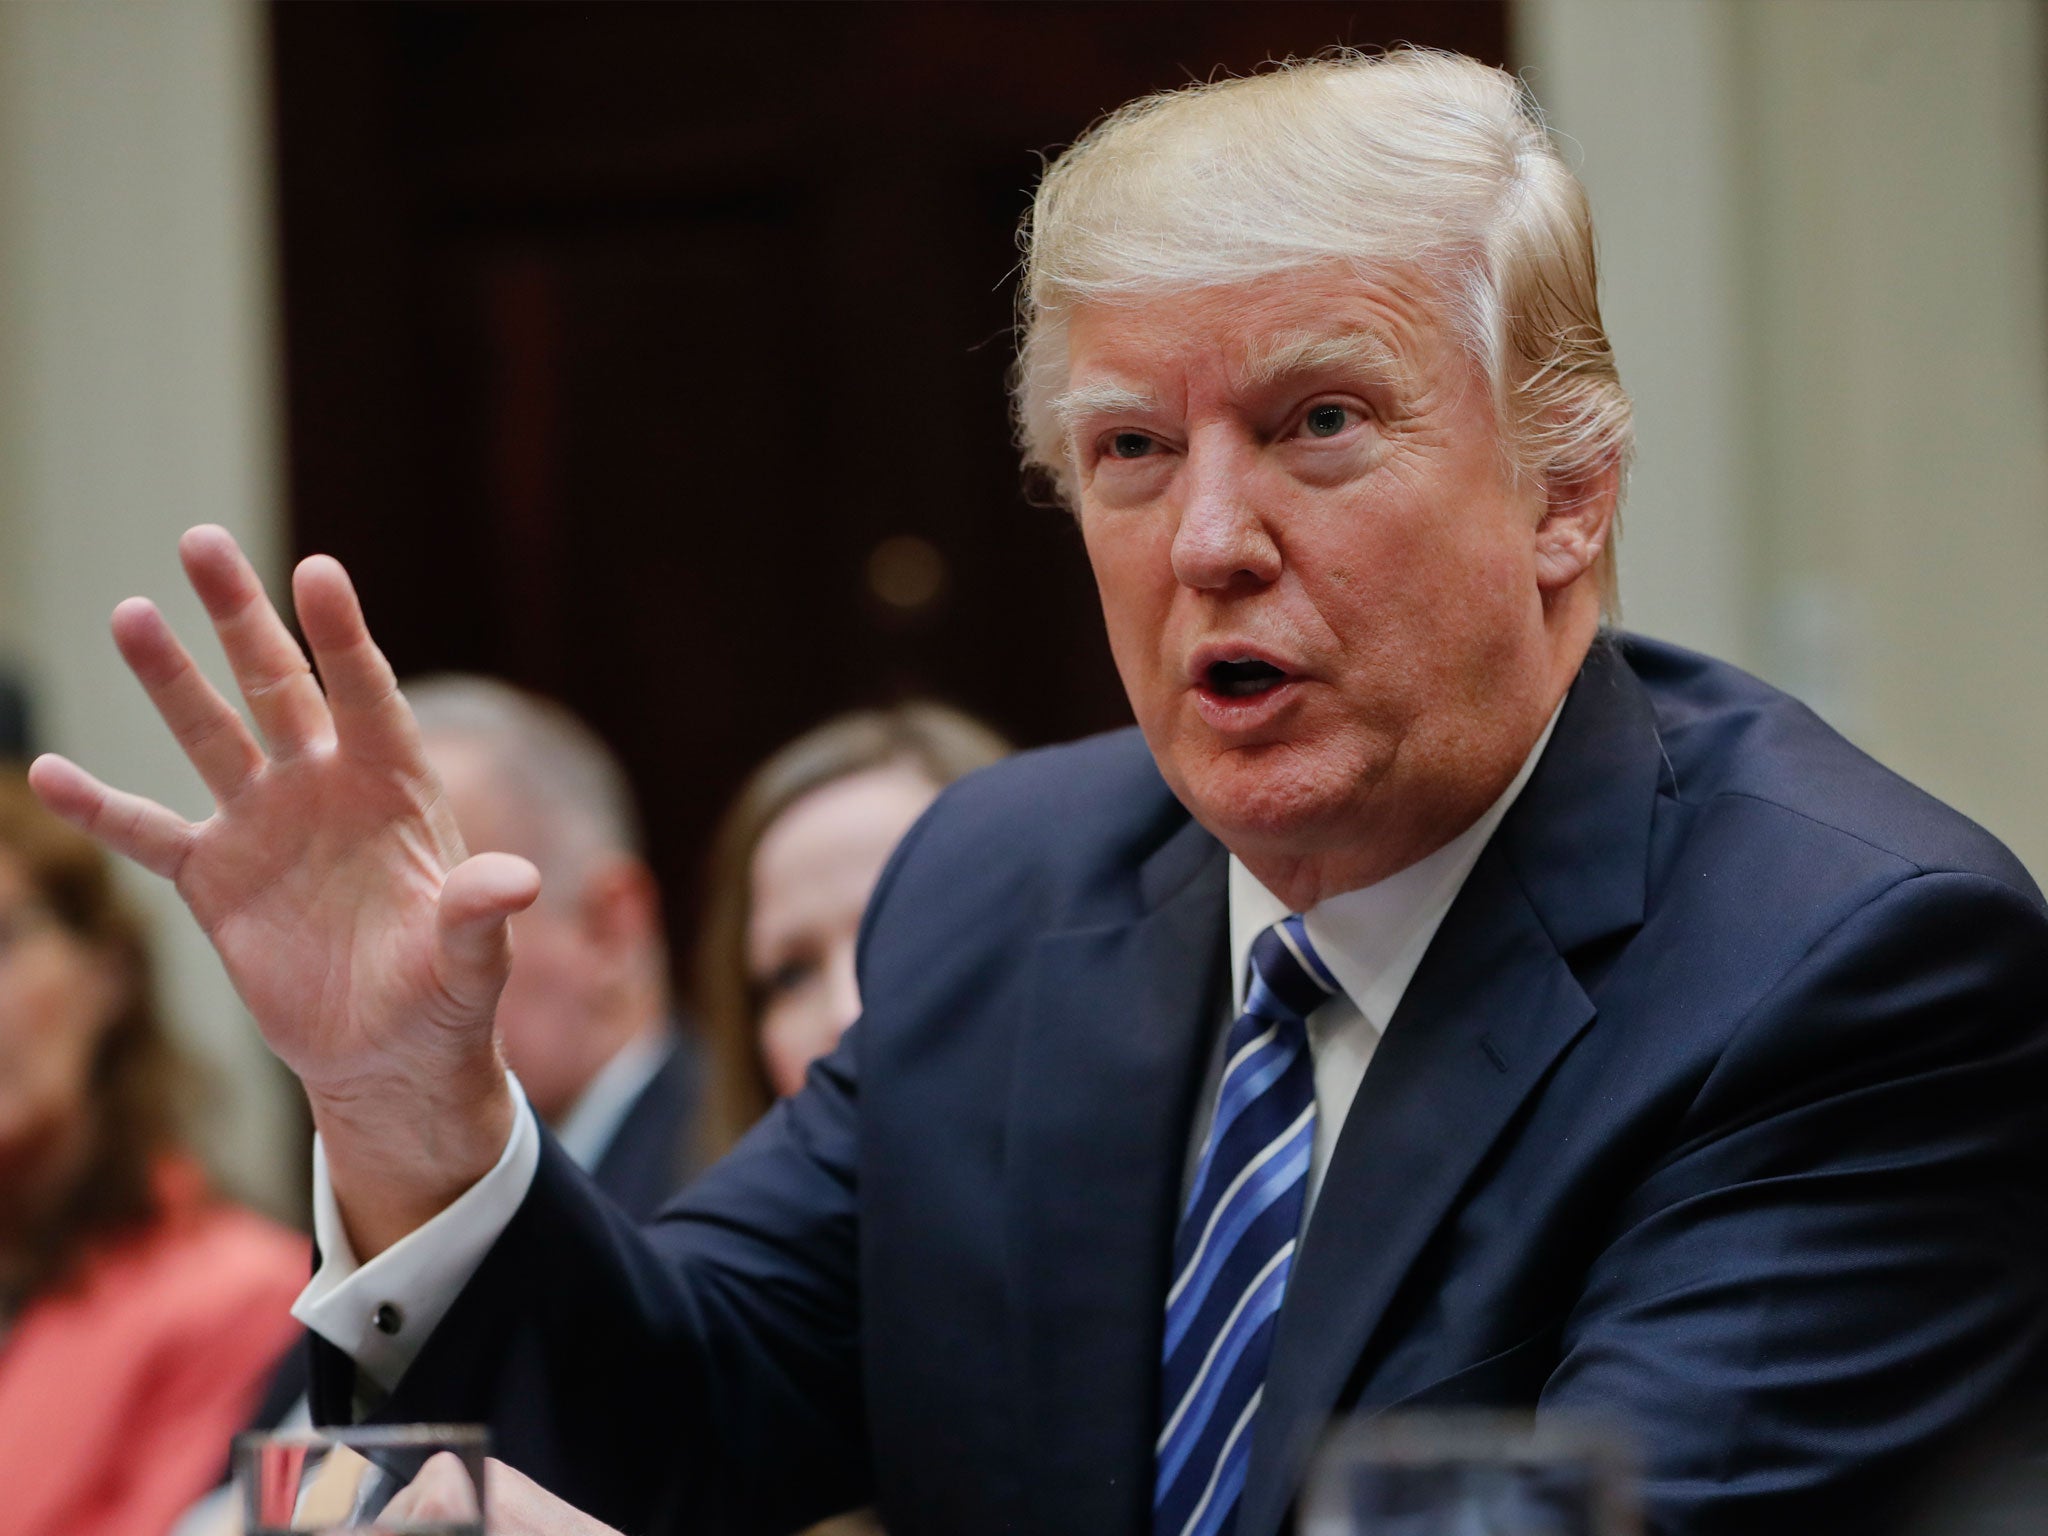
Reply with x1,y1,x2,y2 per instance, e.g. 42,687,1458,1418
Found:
1007,817,1228,1536
1236,638,1666,1536
1236,854,1595,1536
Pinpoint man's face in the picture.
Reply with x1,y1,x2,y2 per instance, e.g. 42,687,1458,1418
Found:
431,738,609,1124
1064,264,1559,896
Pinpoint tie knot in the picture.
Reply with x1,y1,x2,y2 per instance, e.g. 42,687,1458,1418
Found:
1245,915,1339,1026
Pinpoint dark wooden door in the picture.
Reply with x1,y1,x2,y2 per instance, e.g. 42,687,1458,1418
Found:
269,1,1509,944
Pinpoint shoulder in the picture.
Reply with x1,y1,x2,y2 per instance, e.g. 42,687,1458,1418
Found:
84,1178,309,1344
863,726,1194,939
7,1175,308,1403
1591,636,2048,1093
1618,633,2042,904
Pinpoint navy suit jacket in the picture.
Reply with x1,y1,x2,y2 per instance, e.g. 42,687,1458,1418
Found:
588,1036,703,1222
349,637,2048,1536
281,1035,698,1433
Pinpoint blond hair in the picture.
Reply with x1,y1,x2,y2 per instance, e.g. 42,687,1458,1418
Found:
1013,47,1632,609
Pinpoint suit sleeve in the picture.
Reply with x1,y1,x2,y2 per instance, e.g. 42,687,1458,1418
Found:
358,1048,868,1536
1541,870,2048,1535
348,804,967,1535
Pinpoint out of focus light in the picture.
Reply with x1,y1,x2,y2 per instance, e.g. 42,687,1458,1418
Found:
866,534,949,614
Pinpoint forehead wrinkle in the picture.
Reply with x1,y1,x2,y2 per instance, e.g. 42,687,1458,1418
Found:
1235,328,1410,395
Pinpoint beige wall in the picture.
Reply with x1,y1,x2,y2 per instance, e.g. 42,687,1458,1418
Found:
0,0,299,1215
1518,0,2048,882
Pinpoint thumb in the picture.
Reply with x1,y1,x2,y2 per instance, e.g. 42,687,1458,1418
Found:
434,851,542,1006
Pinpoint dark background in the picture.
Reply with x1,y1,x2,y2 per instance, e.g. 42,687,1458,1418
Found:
268,1,1509,953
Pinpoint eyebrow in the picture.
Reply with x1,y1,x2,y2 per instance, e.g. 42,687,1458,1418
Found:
1238,328,1408,392
1047,380,1159,437
1046,327,1411,441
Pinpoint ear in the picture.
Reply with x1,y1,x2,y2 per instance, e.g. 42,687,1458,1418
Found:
1532,453,1620,595
576,856,663,962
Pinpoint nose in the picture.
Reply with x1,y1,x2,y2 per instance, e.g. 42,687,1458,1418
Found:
1168,433,1280,591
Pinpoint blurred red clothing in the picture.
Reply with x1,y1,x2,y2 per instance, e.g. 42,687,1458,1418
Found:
0,1158,307,1536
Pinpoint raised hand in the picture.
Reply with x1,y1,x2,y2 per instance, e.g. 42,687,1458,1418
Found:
27,526,539,1255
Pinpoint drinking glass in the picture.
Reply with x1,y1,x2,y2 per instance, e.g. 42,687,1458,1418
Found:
1302,1412,1639,1536
233,1423,488,1535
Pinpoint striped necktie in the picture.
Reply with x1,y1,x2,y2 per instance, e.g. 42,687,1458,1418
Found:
1155,914,1337,1536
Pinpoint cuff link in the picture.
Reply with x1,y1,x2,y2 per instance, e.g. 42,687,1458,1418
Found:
372,1302,404,1336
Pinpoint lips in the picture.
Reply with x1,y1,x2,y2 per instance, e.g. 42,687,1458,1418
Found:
1187,645,1304,731
1206,657,1289,697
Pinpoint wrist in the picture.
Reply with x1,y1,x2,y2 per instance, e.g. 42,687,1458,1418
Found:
309,1054,515,1261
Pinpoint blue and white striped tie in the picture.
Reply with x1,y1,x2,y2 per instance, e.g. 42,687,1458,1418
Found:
1155,914,1337,1536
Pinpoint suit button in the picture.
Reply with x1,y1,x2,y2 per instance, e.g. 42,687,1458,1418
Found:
373,1302,404,1336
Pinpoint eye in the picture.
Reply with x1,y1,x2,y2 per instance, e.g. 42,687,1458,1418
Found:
759,956,818,1000
1107,431,1156,460
1301,403,1357,439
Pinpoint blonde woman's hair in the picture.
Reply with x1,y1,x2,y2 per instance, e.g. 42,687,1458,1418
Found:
693,703,1011,1158
1013,46,1632,610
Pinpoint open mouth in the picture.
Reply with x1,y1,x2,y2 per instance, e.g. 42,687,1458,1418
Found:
1205,657,1290,698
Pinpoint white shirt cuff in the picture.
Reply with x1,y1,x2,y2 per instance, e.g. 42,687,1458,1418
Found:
292,1073,542,1396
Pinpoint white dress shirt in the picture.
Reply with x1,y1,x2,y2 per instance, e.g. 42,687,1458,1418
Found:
552,1030,671,1172
297,710,1559,1395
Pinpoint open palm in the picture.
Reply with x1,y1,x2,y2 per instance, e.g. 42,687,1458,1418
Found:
28,526,538,1243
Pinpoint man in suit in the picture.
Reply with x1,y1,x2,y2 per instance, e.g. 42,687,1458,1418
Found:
27,48,2048,1536
403,674,699,1212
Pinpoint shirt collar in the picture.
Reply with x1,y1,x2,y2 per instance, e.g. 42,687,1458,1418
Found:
552,1030,672,1171
1227,701,1563,1032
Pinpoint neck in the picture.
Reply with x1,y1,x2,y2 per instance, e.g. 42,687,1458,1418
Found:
540,993,668,1128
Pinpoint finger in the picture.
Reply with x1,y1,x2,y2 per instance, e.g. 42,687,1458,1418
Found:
376,1480,419,1522
435,851,542,1006
27,754,195,881
384,1452,480,1522
180,524,335,757
109,597,265,803
293,553,428,773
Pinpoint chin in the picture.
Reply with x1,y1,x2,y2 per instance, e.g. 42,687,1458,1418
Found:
1169,738,1364,855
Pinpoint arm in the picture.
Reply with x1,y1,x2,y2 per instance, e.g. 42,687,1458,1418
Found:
296,1075,542,1400
355,1042,870,1535
35,529,879,1526
35,530,871,1526
1544,871,2048,1535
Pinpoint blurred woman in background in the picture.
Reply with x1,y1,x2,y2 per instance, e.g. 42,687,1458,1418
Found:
692,703,1007,1536
0,772,305,1536
695,703,1009,1159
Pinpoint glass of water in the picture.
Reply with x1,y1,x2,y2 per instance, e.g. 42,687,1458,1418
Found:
233,1423,488,1535
1302,1412,1639,1536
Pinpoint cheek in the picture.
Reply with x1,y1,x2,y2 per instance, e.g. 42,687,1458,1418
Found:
1082,511,1178,678
0,960,106,1132
758,1000,834,1099
1316,472,1529,635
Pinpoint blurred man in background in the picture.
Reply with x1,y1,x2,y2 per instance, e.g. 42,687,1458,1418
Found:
194,676,697,1487
404,675,698,1211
